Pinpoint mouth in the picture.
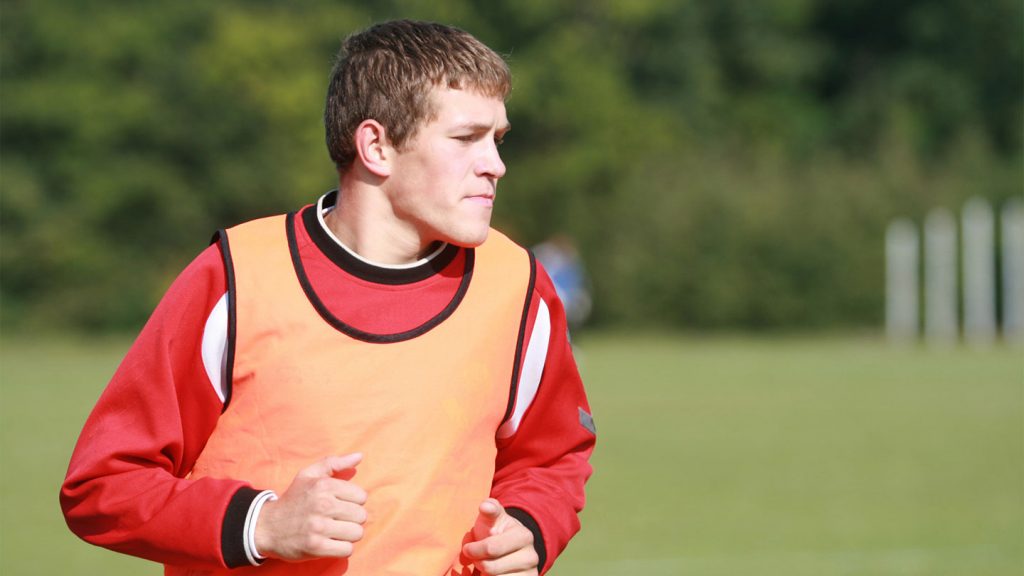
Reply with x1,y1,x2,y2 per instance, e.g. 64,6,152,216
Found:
465,193,495,207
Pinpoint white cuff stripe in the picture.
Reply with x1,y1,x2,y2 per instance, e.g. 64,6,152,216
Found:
244,490,278,565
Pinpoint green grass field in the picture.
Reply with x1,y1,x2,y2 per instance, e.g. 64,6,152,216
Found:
1,334,1021,575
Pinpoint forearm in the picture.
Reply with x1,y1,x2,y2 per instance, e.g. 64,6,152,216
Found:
60,243,259,568
491,449,593,573
491,264,596,573
61,466,255,567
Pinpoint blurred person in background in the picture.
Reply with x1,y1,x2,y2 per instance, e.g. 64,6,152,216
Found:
60,20,594,576
534,235,592,334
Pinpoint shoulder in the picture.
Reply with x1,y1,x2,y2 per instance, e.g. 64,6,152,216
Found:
532,256,561,305
218,213,293,256
157,242,228,317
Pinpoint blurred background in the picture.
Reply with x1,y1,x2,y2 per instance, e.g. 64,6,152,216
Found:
1,1,1021,574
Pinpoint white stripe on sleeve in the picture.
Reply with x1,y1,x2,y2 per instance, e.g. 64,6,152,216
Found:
497,299,550,439
201,292,229,404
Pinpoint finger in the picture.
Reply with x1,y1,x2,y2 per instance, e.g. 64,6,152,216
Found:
329,500,368,524
472,498,504,539
297,453,363,479
469,543,538,575
479,498,502,520
308,493,367,523
304,476,368,511
463,526,534,560
328,479,368,505
323,453,363,476
319,518,365,544
302,534,356,559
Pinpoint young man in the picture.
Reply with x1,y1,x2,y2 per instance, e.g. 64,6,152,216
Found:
60,20,595,576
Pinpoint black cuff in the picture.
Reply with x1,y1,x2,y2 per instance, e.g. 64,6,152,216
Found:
221,486,261,568
506,507,547,572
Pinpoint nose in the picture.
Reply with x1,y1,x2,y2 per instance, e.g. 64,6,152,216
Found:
479,140,506,180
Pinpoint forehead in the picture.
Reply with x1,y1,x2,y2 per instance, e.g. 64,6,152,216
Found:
426,87,508,128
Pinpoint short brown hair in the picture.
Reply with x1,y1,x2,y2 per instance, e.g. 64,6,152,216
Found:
325,20,511,171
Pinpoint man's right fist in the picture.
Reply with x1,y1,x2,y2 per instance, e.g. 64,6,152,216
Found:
255,453,368,561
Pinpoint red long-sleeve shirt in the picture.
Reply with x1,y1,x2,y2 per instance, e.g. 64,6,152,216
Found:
61,192,595,574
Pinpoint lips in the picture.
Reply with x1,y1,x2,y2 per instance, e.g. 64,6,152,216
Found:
466,189,495,202
466,194,494,207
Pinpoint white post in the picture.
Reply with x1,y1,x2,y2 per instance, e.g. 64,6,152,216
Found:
1002,198,1024,344
962,197,996,347
925,208,958,346
886,219,919,343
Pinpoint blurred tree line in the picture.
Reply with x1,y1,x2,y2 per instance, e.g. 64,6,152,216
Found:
2,0,1021,332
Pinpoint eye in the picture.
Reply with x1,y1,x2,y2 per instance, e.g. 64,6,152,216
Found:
494,135,505,146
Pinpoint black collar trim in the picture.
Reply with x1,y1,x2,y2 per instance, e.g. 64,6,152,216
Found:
303,190,459,286
287,212,474,343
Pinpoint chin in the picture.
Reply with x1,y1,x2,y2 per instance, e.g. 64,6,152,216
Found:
447,227,491,248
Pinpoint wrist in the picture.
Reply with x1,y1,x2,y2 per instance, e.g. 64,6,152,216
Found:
506,507,546,573
246,490,278,564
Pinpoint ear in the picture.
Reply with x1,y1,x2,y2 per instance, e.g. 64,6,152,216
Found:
353,119,393,178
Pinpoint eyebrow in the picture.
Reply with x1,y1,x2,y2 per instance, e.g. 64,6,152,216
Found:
453,122,511,134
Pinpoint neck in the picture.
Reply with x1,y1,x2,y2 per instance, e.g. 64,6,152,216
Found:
326,174,435,265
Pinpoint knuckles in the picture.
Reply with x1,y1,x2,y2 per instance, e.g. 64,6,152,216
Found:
312,477,337,493
313,496,335,515
478,548,539,575
305,516,328,537
481,540,501,557
300,532,321,554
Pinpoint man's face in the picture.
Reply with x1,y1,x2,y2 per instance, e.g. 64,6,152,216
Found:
385,87,510,248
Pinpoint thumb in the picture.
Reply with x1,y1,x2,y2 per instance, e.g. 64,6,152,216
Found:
472,498,504,540
298,452,363,479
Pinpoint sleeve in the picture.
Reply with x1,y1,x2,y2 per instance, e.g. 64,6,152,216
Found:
59,242,263,569
490,259,596,574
